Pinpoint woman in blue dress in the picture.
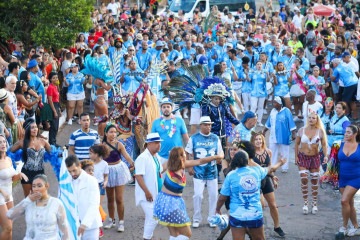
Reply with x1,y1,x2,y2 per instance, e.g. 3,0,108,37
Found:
335,125,360,237
273,62,291,109
246,61,269,126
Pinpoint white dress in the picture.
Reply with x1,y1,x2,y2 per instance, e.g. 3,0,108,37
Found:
7,197,69,240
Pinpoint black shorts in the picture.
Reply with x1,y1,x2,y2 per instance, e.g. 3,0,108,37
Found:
342,84,357,102
21,168,44,184
261,176,274,195
229,216,264,228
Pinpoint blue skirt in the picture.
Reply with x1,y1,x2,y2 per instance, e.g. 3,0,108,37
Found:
153,191,191,227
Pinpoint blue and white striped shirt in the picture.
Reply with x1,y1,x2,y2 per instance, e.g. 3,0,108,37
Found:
68,129,100,160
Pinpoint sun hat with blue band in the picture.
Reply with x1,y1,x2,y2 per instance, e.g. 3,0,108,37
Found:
145,133,163,143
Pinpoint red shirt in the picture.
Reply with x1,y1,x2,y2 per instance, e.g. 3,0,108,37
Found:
88,35,99,49
47,84,59,103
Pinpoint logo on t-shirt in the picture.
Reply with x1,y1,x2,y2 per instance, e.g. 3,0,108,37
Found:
240,175,257,191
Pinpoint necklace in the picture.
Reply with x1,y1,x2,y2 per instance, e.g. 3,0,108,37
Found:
160,115,177,138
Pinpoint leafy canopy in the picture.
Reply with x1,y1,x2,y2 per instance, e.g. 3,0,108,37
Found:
0,0,95,49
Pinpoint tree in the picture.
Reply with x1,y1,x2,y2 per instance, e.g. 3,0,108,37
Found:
0,0,95,49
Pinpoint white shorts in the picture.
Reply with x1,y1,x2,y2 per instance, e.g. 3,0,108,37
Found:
67,92,85,101
189,108,201,125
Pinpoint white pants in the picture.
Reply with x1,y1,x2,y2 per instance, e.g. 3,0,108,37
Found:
242,92,251,112
193,178,218,223
140,200,158,239
269,143,290,171
81,228,98,240
250,97,266,123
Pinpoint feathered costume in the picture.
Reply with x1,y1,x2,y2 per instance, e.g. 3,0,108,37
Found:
166,64,239,137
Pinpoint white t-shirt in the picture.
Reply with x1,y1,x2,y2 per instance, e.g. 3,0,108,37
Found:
302,101,323,125
107,2,118,15
93,160,109,183
292,14,304,30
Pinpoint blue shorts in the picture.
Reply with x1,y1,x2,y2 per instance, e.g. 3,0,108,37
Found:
99,182,105,195
229,216,264,228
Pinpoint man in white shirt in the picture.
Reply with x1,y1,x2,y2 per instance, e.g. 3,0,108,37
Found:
66,155,102,240
107,0,119,20
135,133,164,240
292,7,304,31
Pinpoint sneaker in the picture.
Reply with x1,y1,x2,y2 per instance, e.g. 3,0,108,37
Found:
293,116,299,122
281,169,288,173
99,228,104,238
117,220,124,232
257,122,264,127
67,119,73,125
263,109,268,115
274,227,286,237
127,180,136,186
192,221,200,228
303,204,308,215
335,227,347,240
104,218,116,229
312,205,318,214
347,227,360,236
209,223,217,228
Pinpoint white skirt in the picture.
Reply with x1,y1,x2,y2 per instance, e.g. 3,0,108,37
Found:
107,161,132,187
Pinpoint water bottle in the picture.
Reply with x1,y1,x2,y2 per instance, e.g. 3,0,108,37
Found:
207,214,229,230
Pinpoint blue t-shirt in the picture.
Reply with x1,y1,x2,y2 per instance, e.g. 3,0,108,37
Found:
332,63,358,87
181,47,196,60
250,71,267,97
274,73,290,97
29,72,45,101
136,51,152,71
229,123,254,143
220,166,268,221
151,116,187,159
185,132,222,180
66,72,85,95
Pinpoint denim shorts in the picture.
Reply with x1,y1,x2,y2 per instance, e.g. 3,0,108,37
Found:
229,216,264,228
99,182,105,196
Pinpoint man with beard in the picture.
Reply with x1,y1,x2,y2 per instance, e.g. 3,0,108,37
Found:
151,98,189,164
108,37,126,84
66,155,102,239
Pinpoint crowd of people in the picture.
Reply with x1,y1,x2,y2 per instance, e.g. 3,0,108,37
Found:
0,0,360,239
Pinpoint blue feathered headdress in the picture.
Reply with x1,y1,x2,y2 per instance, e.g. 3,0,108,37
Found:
81,55,114,83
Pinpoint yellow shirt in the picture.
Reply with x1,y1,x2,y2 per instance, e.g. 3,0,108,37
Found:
288,40,303,54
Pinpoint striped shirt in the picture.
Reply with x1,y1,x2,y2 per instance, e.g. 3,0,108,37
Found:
68,129,100,160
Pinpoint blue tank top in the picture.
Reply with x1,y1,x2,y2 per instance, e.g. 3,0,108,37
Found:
338,142,360,181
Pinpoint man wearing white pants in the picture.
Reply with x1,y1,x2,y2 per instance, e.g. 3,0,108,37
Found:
264,96,297,173
135,133,164,240
185,116,224,228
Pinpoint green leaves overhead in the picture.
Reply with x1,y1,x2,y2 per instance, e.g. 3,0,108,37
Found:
0,0,95,49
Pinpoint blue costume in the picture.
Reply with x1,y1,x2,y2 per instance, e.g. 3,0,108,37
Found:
327,114,350,147
250,71,267,98
229,122,254,143
274,72,290,97
338,142,360,189
201,103,240,137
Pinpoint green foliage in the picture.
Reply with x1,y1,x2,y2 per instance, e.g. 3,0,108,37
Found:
0,0,95,49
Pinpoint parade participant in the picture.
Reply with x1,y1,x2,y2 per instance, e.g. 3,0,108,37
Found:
135,133,164,240
335,125,360,238
11,118,51,196
108,37,126,84
246,61,269,126
102,124,133,232
64,63,86,125
185,116,224,228
65,155,102,239
330,57,358,119
301,90,323,125
216,151,286,240
153,147,223,240
281,46,296,70
264,96,296,173
7,174,69,240
295,112,328,215
151,98,188,164
120,60,145,93
251,132,286,237
327,102,350,148
68,113,100,160
289,58,306,121
0,134,23,240
240,57,253,112
273,62,291,109
230,111,257,143
306,66,326,102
